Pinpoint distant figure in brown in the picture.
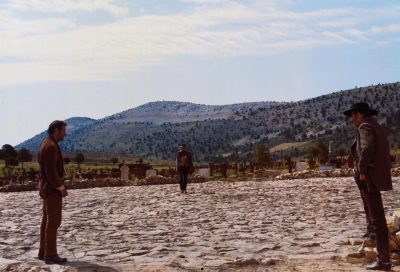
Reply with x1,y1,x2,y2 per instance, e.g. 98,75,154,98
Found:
344,103,392,271
38,120,68,264
176,144,193,193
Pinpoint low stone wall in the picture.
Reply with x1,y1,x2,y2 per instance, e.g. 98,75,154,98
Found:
1,167,399,192
275,169,353,180
276,167,400,180
392,167,400,176
65,178,129,189
135,174,208,186
0,176,208,192
0,181,37,192
0,178,129,193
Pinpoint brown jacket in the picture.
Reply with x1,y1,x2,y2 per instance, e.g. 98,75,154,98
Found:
176,150,193,170
351,117,392,191
38,137,65,196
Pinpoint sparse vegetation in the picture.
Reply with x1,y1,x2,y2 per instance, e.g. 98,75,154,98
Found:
14,82,400,163
74,153,85,170
17,148,32,169
0,144,18,168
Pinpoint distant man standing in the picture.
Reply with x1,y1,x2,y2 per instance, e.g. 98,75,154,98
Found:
344,103,392,271
38,120,68,264
176,144,193,193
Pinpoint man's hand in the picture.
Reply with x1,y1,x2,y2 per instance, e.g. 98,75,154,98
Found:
61,189,68,197
359,174,367,182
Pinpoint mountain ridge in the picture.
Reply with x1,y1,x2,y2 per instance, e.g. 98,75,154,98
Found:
105,100,280,124
17,82,400,162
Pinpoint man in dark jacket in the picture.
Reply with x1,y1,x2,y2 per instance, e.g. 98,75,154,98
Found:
176,143,193,193
344,102,392,270
38,120,68,264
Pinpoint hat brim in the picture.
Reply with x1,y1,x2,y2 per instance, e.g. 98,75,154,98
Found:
343,109,378,117
343,109,353,117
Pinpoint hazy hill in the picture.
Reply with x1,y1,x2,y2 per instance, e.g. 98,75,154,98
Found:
17,83,400,162
18,117,96,151
105,101,280,124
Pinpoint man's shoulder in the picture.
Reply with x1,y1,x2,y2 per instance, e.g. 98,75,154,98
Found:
359,119,387,141
177,150,191,157
359,119,376,130
360,118,384,131
40,138,57,151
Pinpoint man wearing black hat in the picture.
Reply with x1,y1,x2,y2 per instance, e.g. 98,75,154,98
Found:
343,103,392,270
176,144,193,193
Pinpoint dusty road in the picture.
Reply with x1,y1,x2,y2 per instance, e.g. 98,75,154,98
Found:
1,177,400,271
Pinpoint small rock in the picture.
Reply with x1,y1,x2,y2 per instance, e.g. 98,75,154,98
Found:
86,249,109,256
74,251,86,258
346,252,364,259
361,239,376,248
389,239,399,251
393,232,400,247
234,258,260,266
394,215,400,230
204,259,232,267
330,255,342,261
391,252,400,260
263,259,277,265
27,267,42,272
336,239,350,245
129,250,150,256
393,210,400,218
303,242,320,247
388,224,398,234
346,253,364,264
364,247,377,261
349,238,363,246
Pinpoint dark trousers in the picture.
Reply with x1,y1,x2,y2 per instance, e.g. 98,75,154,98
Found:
39,192,62,257
178,167,189,192
360,190,374,234
362,190,390,262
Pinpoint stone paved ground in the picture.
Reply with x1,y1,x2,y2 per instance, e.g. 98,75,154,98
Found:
1,177,400,271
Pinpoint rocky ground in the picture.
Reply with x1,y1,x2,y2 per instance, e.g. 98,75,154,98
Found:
1,177,400,272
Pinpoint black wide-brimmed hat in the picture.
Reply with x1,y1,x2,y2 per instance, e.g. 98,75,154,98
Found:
343,102,378,117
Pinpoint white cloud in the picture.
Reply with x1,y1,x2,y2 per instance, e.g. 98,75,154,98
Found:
181,0,228,3
0,1,399,87
0,14,75,38
369,24,400,34
2,0,128,16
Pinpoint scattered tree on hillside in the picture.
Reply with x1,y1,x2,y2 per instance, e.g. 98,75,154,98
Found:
316,139,329,164
111,157,119,164
253,144,270,166
285,156,293,173
227,151,238,163
64,157,71,165
0,144,18,168
17,148,32,169
74,153,85,171
337,148,348,167
5,157,18,168
304,139,329,165
17,83,400,162
211,155,226,164
305,146,319,160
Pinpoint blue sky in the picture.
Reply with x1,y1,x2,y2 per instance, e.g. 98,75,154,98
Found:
0,0,399,146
